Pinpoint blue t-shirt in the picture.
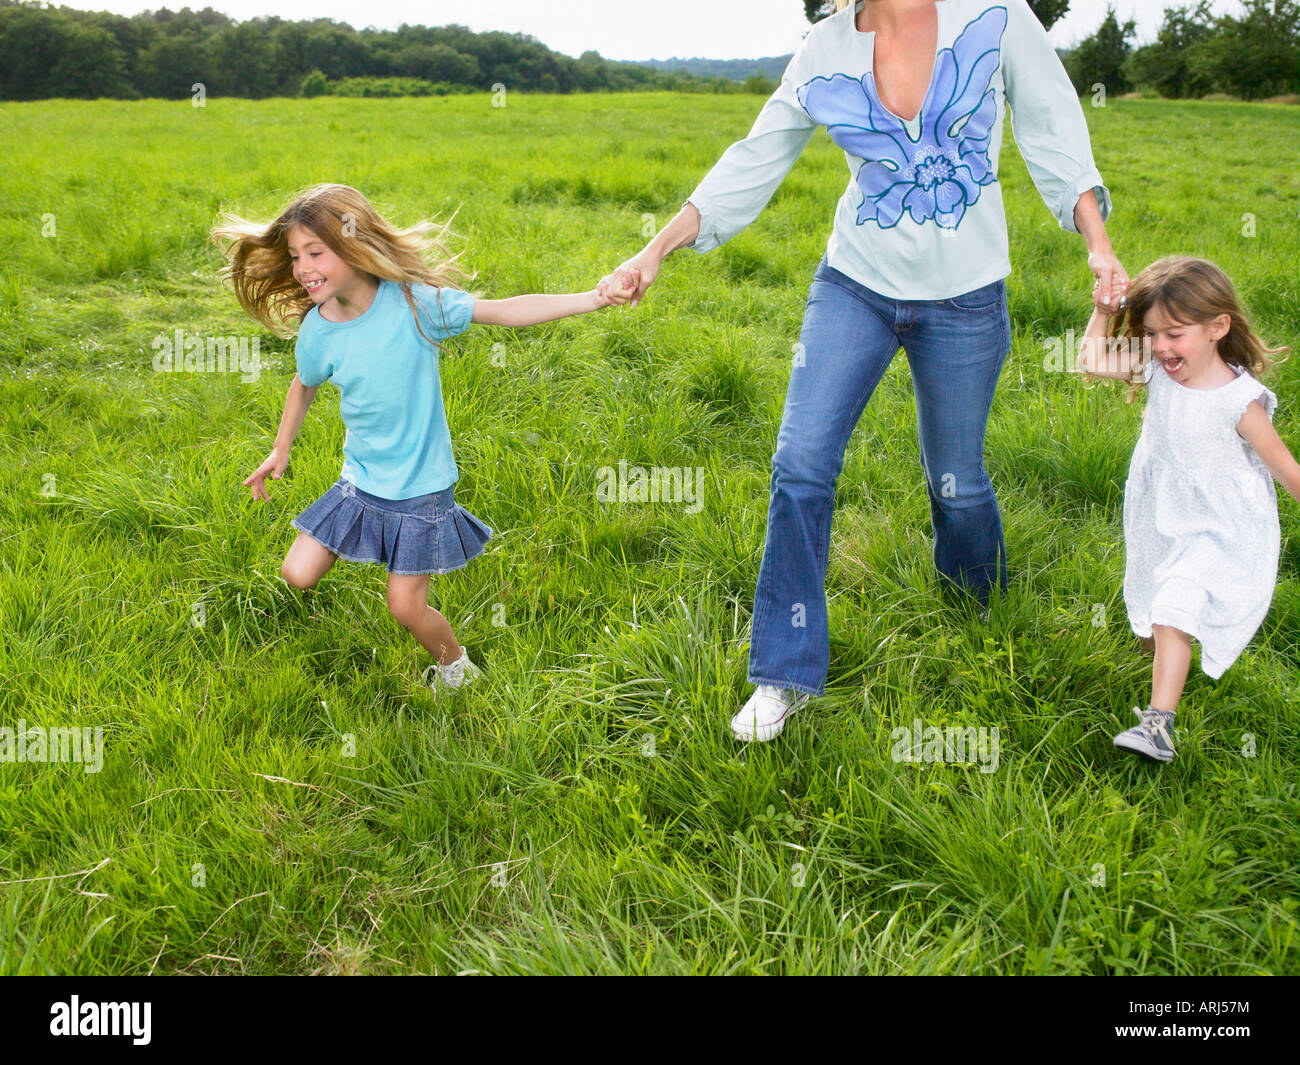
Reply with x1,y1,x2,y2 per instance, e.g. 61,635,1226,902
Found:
294,280,475,499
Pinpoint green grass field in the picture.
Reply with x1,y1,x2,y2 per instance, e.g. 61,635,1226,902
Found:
1,93,1298,974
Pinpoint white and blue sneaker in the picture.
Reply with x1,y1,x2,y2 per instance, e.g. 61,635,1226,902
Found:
731,685,809,743
1113,706,1176,762
423,650,482,695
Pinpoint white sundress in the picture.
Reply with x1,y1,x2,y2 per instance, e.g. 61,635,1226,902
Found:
1123,359,1280,678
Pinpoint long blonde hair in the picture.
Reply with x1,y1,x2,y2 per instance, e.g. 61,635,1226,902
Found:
210,183,475,345
1109,256,1288,402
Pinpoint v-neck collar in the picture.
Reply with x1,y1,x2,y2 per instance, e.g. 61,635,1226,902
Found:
851,0,949,136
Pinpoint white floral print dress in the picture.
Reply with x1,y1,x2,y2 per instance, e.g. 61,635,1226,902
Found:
1123,358,1280,677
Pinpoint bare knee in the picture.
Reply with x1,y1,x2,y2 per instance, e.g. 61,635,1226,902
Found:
281,558,320,590
386,593,425,630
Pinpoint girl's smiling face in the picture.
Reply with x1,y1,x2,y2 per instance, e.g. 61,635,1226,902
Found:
1143,302,1231,383
287,225,354,304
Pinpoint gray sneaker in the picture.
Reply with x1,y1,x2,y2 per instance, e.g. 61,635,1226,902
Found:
1113,706,1176,762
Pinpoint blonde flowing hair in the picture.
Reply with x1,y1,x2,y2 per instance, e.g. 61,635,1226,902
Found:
210,183,475,345
1107,256,1288,402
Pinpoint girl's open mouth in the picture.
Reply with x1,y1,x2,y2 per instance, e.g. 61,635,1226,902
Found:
1161,356,1184,373
304,279,326,292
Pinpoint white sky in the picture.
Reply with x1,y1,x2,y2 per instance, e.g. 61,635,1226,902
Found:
59,1,1247,60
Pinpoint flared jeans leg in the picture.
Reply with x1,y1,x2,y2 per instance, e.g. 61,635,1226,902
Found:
747,258,1011,696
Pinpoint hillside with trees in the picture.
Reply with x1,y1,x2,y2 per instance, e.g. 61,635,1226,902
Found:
0,1,741,99
2,0,1297,101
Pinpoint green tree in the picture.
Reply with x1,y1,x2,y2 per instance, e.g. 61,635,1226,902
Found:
206,20,277,97
1027,0,1072,29
1186,0,1299,99
1065,5,1136,96
134,32,210,99
299,21,371,81
86,10,148,92
299,68,328,97
49,21,135,98
0,6,71,99
1123,2,1215,99
391,42,481,86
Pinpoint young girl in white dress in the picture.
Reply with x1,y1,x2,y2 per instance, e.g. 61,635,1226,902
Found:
1077,256,1297,762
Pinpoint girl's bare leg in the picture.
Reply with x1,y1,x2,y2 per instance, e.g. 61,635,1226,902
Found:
1150,623,1191,713
385,572,462,665
282,533,337,589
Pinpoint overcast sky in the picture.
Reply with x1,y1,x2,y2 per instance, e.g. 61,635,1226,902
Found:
62,1,1247,60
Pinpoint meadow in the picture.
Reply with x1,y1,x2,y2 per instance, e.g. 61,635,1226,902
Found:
0,92,1298,974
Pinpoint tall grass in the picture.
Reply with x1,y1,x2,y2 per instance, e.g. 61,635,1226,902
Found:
0,94,1297,973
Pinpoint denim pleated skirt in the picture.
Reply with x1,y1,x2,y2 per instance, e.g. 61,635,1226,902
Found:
291,477,492,576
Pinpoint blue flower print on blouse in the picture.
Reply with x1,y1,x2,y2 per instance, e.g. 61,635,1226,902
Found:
797,6,1008,230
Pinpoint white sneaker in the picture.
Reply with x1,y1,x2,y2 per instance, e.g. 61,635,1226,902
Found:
730,684,809,742
422,650,482,695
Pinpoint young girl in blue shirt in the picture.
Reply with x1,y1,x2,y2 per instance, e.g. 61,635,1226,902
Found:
213,183,637,695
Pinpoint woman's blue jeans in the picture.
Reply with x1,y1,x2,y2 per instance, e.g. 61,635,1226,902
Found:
748,256,1011,696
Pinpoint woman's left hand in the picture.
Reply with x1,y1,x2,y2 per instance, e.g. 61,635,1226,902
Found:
1088,247,1130,312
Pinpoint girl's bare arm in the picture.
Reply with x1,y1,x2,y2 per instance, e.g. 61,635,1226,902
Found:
472,292,603,327
1076,306,1139,380
274,375,318,451
472,271,638,327
1237,401,1300,504
244,374,318,501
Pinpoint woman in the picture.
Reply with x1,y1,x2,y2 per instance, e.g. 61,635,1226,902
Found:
606,0,1129,742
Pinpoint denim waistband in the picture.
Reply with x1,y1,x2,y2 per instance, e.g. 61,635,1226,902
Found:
339,478,455,516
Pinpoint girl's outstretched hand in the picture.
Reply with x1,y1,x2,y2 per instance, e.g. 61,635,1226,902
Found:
596,265,641,308
244,447,287,502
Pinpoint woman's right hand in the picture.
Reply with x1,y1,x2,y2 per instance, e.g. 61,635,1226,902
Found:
598,201,702,308
597,202,700,309
622,252,660,308
244,446,287,502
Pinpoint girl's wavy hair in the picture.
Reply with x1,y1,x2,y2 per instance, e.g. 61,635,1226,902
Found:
1108,255,1288,402
210,183,475,345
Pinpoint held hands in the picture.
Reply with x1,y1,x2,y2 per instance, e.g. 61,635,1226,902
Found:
595,263,647,310
595,265,642,308
1089,247,1130,315
244,446,287,502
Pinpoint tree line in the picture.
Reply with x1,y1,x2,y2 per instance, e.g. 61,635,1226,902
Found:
0,1,745,100
4,1,1298,102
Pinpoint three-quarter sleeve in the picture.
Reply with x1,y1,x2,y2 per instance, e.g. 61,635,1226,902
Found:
684,56,818,254
1002,0,1112,234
